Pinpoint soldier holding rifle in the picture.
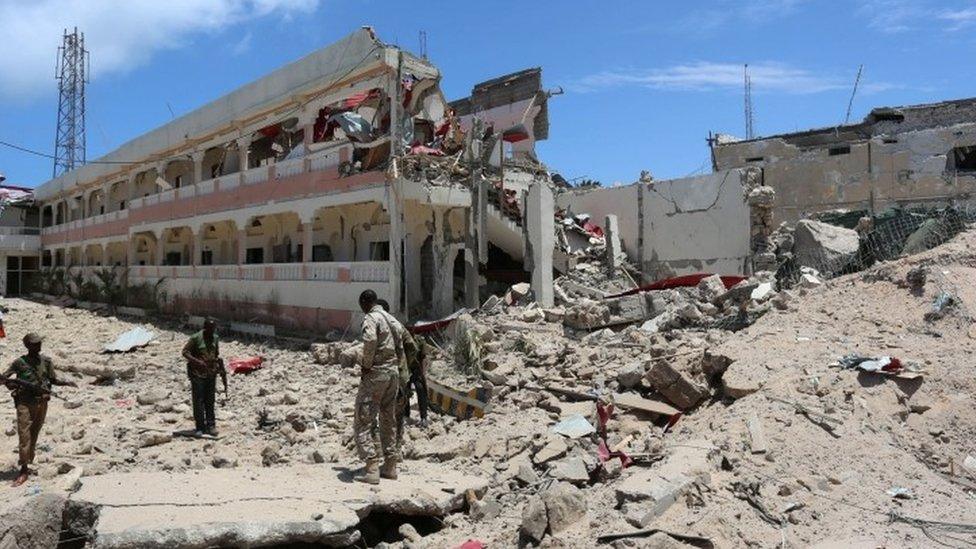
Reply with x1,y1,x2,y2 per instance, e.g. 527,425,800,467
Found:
1,333,77,487
182,319,227,437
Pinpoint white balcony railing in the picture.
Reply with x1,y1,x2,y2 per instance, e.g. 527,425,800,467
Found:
243,166,269,186
128,261,390,283
0,227,41,236
275,157,305,179
309,148,341,172
217,172,239,191
197,179,215,196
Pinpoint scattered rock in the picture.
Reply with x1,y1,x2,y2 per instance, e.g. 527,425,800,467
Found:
533,437,568,465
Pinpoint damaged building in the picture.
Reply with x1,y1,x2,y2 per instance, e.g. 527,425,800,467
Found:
710,98,976,221
33,29,556,330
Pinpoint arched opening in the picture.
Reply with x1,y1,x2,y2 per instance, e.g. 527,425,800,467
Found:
42,205,53,228
160,227,193,265
199,221,238,265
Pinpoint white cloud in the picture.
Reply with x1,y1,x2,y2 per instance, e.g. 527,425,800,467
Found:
570,62,895,95
231,32,254,55
679,0,806,32
859,0,976,33
0,0,320,101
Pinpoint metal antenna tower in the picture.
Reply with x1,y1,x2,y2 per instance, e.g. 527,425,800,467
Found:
844,64,863,125
418,30,428,60
744,64,754,140
53,27,90,178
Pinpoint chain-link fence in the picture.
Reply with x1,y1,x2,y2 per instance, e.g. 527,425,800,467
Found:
775,204,976,289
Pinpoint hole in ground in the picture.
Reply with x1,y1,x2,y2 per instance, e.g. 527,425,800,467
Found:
257,511,444,548
358,511,443,547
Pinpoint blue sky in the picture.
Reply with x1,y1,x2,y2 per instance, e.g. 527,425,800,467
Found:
1,0,974,187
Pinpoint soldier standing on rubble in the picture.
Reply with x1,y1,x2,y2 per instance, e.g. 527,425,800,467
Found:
182,319,227,437
2,333,76,487
376,299,430,437
354,290,404,484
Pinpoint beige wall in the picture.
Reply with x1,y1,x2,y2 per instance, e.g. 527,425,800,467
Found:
714,122,976,222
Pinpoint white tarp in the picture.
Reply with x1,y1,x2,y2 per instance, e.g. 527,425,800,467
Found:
104,327,155,353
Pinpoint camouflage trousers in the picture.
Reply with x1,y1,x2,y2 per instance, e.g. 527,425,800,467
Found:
353,369,399,464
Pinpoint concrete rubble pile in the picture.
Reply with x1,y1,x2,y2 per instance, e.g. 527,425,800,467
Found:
4,231,976,547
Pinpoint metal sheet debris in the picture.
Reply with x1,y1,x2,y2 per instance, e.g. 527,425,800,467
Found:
104,327,155,353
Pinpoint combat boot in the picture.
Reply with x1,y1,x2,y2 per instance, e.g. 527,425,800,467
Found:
356,460,380,484
380,460,398,480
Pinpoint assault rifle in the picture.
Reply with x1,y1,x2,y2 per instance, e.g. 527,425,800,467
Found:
2,378,65,401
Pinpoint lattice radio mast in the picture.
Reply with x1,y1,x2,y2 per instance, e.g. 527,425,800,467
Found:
53,27,90,178
744,64,755,140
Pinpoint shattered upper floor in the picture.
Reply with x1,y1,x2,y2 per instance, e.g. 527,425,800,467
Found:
34,27,554,215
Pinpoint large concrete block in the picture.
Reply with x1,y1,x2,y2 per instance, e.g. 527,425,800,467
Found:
615,441,712,526
793,219,859,275
644,360,707,410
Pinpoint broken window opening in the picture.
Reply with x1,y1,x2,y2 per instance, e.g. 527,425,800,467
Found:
368,241,390,261
948,145,976,172
312,244,333,262
745,156,764,163
828,146,851,156
245,248,264,264
883,138,898,144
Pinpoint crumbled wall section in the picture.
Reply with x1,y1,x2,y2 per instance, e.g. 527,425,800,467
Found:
743,167,776,272
640,170,751,280
557,169,752,281
712,98,976,221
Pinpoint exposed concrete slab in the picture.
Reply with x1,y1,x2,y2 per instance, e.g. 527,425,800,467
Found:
526,182,554,307
71,462,488,549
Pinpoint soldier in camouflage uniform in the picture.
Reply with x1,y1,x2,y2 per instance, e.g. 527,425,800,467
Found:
353,290,405,484
2,333,76,487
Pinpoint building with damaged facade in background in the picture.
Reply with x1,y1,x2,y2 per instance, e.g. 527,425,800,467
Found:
710,98,976,221
33,28,558,331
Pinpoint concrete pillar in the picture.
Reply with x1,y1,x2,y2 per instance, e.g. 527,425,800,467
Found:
463,201,481,310
191,151,207,184
236,136,252,173
102,183,111,214
156,163,169,190
127,239,137,267
155,234,165,266
190,230,200,266
525,182,554,308
605,214,622,275
387,181,404,317
237,229,246,265
127,174,138,204
302,222,313,262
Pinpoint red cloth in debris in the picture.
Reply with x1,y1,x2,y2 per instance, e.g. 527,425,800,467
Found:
257,125,280,138
227,356,264,375
594,402,633,467
435,120,451,137
582,221,605,239
409,144,445,156
883,357,903,372
605,273,747,299
342,88,381,110
454,541,485,549
597,439,634,468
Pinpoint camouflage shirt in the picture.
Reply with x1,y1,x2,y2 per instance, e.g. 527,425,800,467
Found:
361,306,406,376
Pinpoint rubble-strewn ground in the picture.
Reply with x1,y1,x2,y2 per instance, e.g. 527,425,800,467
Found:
3,231,976,548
